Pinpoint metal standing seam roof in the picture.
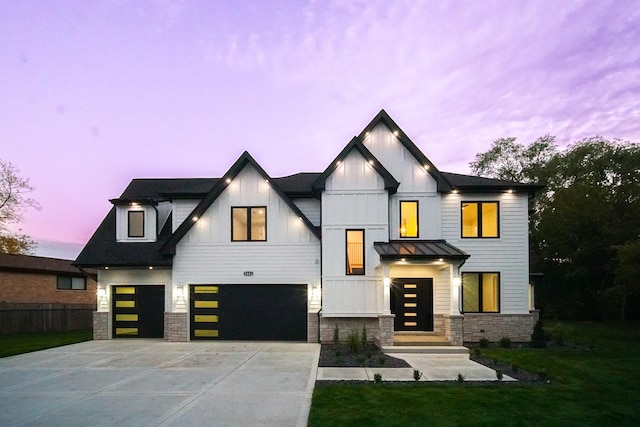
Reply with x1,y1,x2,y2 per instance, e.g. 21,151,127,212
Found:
373,240,470,260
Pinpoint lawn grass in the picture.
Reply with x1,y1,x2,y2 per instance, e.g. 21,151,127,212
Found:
309,321,640,427
0,329,93,358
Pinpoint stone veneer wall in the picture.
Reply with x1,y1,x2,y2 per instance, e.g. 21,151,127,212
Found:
93,311,109,340
443,314,463,345
164,312,188,342
319,316,379,344
308,310,320,343
432,314,445,335
463,313,535,342
377,314,395,346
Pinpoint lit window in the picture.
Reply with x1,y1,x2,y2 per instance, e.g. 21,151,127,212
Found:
461,202,499,238
462,273,499,313
346,229,364,275
232,207,266,241
57,276,86,290
400,201,418,238
128,210,145,238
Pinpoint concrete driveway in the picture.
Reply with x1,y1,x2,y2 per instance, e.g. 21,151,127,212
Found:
0,340,320,427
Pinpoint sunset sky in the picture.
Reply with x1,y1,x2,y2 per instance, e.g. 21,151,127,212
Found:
2,0,639,259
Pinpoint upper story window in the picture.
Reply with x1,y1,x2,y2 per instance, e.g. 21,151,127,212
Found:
462,272,500,313
57,276,86,290
346,229,365,275
461,201,499,238
128,210,145,238
232,207,266,241
400,201,419,238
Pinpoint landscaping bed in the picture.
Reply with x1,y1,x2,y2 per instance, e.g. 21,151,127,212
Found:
318,343,411,368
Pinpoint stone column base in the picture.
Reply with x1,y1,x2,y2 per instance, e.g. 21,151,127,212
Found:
164,312,188,342
308,310,320,343
93,311,109,340
377,314,395,347
443,314,464,346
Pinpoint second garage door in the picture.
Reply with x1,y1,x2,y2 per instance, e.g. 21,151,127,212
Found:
190,284,307,341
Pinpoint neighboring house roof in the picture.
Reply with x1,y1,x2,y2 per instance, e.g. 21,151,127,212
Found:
0,253,95,277
160,151,321,255
312,137,400,194
358,110,454,192
373,240,470,261
74,209,174,268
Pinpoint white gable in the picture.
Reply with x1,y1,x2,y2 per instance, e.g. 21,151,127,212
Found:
325,149,385,191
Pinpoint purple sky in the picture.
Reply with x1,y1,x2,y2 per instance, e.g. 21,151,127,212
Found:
2,0,639,259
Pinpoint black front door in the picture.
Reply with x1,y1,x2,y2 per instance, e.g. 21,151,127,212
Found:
112,285,165,338
391,279,433,331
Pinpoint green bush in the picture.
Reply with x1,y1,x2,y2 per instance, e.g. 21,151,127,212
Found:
361,324,367,348
413,369,423,381
530,319,547,348
500,337,512,348
473,348,481,357
373,373,382,383
348,329,360,354
457,373,465,383
496,369,503,381
479,337,489,348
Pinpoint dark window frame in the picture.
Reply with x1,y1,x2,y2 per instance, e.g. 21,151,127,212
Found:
461,201,500,238
461,272,501,313
345,229,365,276
399,200,419,238
57,275,87,291
231,206,267,242
127,210,145,238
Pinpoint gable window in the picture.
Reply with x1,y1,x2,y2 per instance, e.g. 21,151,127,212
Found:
57,276,86,290
346,229,365,275
128,210,145,238
232,207,266,241
461,202,499,238
462,272,500,313
400,201,419,238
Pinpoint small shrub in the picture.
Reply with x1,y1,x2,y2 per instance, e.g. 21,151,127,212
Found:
413,369,423,381
377,355,386,365
373,373,382,383
361,324,367,348
473,348,481,357
333,324,340,345
496,369,503,381
457,373,465,383
530,319,547,348
499,337,511,348
511,363,519,373
538,369,548,381
479,338,489,348
348,329,360,354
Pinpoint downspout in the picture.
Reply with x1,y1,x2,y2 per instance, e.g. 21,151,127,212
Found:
456,259,466,314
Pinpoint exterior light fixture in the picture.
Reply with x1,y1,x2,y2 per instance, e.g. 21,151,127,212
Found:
368,160,374,165
393,130,399,136
130,202,139,207
423,164,430,170
176,285,184,298
192,216,198,222
98,287,107,298
226,178,231,184
149,266,154,270
104,266,109,270
451,189,459,194
506,189,513,194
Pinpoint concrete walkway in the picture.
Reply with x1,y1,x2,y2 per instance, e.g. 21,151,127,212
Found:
317,353,515,382
0,340,320,427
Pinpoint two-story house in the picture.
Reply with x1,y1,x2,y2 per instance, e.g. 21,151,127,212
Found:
75,110,541,345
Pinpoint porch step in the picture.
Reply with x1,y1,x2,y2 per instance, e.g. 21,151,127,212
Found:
393,333,452,346
382,345,469,355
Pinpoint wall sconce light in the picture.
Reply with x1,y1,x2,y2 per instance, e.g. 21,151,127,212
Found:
453,277,461,288
312,284,321,299
176,285,184,298
98,287,107,298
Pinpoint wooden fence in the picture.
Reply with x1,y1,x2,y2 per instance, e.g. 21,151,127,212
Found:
0,303,95,335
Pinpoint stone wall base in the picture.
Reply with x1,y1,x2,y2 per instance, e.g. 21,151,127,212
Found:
377,314,395,347
308,310,320,343
443,314,464,345
463,313,535,343
164,312,188,342
93,311,109,340
319,316,379,344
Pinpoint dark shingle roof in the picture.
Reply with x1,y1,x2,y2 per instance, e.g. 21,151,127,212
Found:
0,253,93,276
374,240,469,260
441,172,543,193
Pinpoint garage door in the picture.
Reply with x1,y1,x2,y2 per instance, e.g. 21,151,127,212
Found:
112,285,165,338
190,284,307,341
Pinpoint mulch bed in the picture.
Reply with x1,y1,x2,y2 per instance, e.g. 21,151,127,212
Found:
318,343,411,368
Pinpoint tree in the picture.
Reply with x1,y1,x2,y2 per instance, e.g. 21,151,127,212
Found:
613,240,640,322
0,159,40,254
471,136,640,321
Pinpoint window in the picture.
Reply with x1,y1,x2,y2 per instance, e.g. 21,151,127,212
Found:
462,273,500,313
57,276,86,290
400,201,419,238
232,207,266,241
461,202,499,238
346,229,365,275
128,210,145,238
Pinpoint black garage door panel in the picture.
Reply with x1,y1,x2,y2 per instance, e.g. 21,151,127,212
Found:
112,285,164,338
190,284,307,341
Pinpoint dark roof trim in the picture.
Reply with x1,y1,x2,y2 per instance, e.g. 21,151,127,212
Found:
109,198,158,206
358,110,453,192
441,172,544,195
161,151,320,255
312,137,400,194
373,240,470,261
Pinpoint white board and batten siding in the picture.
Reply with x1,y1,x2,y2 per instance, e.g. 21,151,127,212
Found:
321,150,389,316
441,192,530,314
292,198,321,226
363,123,442,240
172,165,320,290
115,204,157,242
